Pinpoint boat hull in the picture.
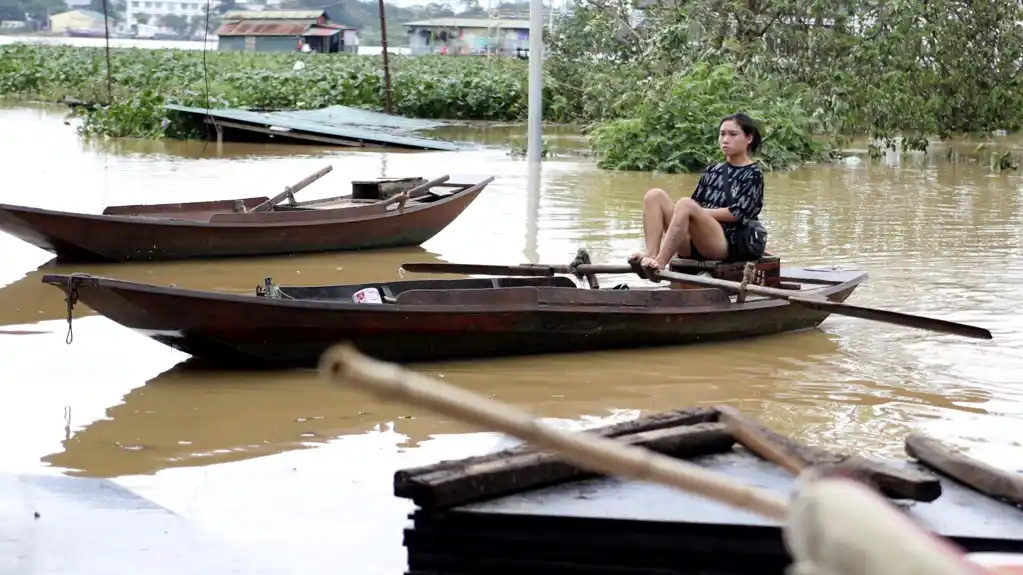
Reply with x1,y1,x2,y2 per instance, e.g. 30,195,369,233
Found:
41,269,865,367
0,179,489,262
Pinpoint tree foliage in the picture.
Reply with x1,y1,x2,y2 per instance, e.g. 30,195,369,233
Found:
547,0,1023,169
588,63,831,172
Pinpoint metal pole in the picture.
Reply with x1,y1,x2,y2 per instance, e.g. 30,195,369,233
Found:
526,0,543,163
377,0,393,114
524,158,541,262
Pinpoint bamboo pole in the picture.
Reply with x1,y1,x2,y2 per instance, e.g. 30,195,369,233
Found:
377,0,393,114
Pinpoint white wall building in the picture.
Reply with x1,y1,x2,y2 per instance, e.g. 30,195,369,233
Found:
124,0,221,27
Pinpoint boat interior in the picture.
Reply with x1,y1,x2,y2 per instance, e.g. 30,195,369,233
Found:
255,266,865,308
98,177,481,223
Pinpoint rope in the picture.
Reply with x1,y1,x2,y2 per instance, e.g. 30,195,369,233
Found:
736,262,755,304
63,275,82,344
568,247,591,278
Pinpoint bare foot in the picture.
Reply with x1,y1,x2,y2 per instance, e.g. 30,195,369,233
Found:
640,256,662,270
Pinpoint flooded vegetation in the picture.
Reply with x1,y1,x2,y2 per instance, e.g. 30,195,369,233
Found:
2,2,1023,568
5,0,1023,175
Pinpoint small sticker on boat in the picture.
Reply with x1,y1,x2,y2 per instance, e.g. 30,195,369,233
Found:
353,288,383,304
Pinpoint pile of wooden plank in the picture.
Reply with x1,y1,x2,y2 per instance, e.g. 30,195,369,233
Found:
393,408,1023,575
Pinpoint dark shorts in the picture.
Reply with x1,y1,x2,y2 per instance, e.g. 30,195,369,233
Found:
687,240,738,263
686,225,740,262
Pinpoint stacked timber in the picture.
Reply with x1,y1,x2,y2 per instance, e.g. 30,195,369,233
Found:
396,407,1023,575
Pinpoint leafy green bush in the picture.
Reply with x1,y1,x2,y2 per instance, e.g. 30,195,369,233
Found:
0,44,532,137
588,63,832,173
0,44,836,173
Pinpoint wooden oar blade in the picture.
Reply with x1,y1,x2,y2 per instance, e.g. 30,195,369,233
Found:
788,296,993,340
400,262,555,276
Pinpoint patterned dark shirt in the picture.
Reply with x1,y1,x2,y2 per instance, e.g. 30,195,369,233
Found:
690,162,764,234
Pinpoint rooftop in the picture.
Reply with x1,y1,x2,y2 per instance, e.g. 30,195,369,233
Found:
402,17,531,30
220,9,326,20
54,9,110,20
215,19,317,36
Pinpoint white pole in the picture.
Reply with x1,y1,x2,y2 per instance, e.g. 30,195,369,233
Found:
526,0,544,164
524,160,540,262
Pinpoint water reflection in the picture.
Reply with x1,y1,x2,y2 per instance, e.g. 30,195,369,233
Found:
39,330,838,477
37,325,1009,480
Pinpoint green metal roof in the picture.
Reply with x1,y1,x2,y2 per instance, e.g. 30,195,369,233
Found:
164,104,463,151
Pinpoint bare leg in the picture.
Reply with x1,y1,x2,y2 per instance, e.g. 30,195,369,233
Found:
630,188,673,261
651,198,729,269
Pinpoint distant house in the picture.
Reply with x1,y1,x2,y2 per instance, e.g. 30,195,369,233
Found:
402,17,538,57
124,0,218,29
215,9,359,53
49,9,108,35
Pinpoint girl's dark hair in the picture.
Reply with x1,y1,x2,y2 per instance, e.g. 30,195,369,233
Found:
720,112,763,155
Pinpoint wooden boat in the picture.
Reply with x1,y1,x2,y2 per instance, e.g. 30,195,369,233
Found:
40,255,870,367
0,167,492,262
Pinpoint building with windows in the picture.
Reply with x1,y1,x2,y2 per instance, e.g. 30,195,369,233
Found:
403,16,542,57
123,0,218,28
49,9,108,34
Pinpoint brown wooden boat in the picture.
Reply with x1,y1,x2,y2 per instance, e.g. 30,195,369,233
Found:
40,255,869,368
0,167,492,262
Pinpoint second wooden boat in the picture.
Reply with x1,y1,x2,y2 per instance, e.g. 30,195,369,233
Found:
40,255,868,367
0,167,492,262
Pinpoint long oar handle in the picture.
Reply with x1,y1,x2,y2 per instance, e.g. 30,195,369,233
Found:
318,342,791,521
252,165,334,212
398,260,992,340
399,262,634,276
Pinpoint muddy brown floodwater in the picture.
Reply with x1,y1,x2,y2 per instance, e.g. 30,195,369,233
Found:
1,104,1021,573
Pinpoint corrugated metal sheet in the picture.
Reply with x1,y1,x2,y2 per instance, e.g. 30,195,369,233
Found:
215,19,313,36
217,36,246,51
301,27,340,37
254,36,301,52
164,105,463,151
222,9,325,20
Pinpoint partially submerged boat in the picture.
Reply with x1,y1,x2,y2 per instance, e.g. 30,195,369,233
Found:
41,255,870,367
0,167,491,262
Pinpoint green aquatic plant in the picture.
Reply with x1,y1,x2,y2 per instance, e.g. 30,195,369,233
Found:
0,44,533,139
588,63,832,173
0,43,835,173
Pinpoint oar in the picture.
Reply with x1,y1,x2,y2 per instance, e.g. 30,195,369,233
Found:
652,266,993,341
399,260,993,340
317,343,990,575
400,262,630,277
251,165,334,213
